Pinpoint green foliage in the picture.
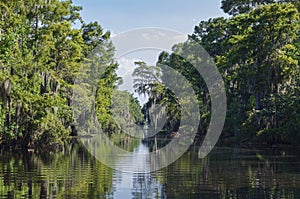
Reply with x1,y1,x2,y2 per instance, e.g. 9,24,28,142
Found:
0,0,120,150
191,2,300,144
221,0,298,15
137,2,300,146
1,0,299,149
35,108,69,150
129,94,145,124
133,61,182,141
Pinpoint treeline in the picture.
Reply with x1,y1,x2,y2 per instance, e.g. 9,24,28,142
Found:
0,0,144,150
135,0,300,146
1,0,299,150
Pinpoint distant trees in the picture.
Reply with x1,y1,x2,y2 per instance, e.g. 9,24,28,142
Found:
133,61,181,135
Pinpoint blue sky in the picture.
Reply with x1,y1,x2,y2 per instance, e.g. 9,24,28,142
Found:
72,0,227,35
72,0,227,103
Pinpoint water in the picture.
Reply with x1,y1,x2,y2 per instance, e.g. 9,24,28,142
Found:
0,140,299,199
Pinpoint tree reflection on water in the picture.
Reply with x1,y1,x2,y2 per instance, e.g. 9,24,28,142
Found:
0,140,299,199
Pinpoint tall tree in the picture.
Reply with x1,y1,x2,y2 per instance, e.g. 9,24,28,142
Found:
221,0,298,15
0,0,119,150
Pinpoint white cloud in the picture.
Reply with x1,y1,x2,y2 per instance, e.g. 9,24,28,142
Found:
110,31,117,38
117,57,148,104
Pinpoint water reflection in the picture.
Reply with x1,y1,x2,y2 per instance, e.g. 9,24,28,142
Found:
113,143,163,198
0,140,299,199
113,171,163,199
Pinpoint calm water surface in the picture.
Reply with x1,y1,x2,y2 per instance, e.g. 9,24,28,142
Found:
0,140,299,199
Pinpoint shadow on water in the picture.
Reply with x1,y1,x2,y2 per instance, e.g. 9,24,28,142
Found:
0,138,299,199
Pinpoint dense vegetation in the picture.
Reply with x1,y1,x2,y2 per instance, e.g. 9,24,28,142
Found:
0,0,143,150
0,0,299,151
199,0,299,145
135,0,300,146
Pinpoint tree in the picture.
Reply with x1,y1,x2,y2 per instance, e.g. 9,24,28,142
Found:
221,0,298,15
0,0,120,150
155,1,300,145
